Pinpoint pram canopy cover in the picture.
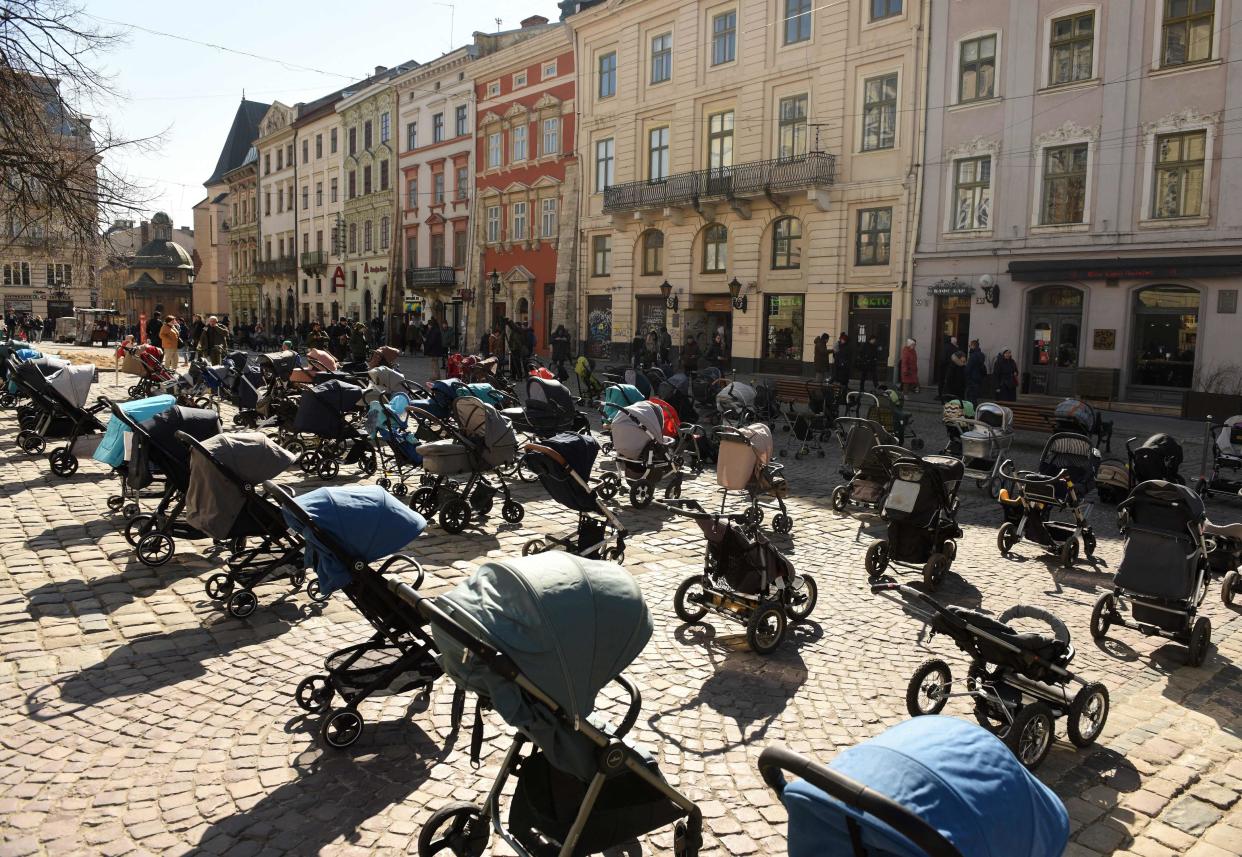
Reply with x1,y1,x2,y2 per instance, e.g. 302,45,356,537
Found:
432,553,652,782
48,364,94,408
541,431,598,482
93,395,176,466
602,384,644,423
1037,432,1098,491
132,406,221,490
367,365,406,394
1115,479,1206,601
1215,415,1242,456
453,395,518,468
1054,398,1097,434
293,379,364,439
975,403,1013,431
185,432,297,537
611,401,664,458
782,716,1068,857
716,381,757,414
717,423,773,491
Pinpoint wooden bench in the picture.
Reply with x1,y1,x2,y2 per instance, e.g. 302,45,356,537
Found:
1007,401,1113,451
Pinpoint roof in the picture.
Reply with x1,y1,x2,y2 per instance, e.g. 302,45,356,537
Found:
205,99,270,186
124,272,191,293
133,238,194,270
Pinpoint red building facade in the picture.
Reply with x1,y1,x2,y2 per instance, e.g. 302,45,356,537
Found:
472,21,577,355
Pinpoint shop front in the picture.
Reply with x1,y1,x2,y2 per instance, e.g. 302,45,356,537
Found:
846,292,893,378
683,295,732,361
1025,285,1083,397
928,281,973,384
1128,284,1199,405
635,296,666,346
760,293,806,375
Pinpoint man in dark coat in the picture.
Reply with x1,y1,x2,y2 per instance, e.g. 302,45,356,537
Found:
832,332,852,389
964,339,987,404
936,335,958,398
813,333,830,385
857,335,880,391
145,310,163,346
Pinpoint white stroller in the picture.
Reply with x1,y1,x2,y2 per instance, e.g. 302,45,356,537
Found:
715,423,792,535
1197,414,1242,501
605,400,694,508
715,381,757,426
960,403,1014,497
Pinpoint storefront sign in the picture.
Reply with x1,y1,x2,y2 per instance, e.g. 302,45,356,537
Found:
363,262,387,275
926,279,974,297
1093,329,1116,350
1009,256,1242,282
702,297,732,313
850,293,892,310
333,266,345,289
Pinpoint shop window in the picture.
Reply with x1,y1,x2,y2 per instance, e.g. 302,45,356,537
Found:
763,295,804,363
1132,285,1199,388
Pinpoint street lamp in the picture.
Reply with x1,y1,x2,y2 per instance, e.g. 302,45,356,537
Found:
659,279,678,311
728,277,747,313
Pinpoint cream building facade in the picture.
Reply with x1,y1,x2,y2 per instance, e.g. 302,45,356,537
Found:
223,151,260,323
568,0,926,375
293,94,346,324
256,102,299,329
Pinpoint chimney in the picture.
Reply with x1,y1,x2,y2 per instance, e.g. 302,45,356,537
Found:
139,221,149,246
374,65,387,76
520,15,548,27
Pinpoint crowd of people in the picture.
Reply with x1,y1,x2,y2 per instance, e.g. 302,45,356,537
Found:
3,313,54,343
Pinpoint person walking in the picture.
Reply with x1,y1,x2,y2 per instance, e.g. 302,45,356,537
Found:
994,348,1019,402
196,315,230,364
682,335,700,374
657,326,672,365
858,335,880,391
406,319,422,357
349,321,369,363
550,324,571,380
506,319,526,378
145,309,163,346
936,335,958,398
832,332,852,390
944,350,968,401
964,339,987,405
705,333,727,374
424,318,444,380
159,316,181,369
899,338,919,394
813,333,831,385
307,321,328,351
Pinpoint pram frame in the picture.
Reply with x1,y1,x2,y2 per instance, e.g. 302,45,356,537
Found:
996,437,1097,569
957,413,1015,497
520,441,628,562
1196,415,1242,502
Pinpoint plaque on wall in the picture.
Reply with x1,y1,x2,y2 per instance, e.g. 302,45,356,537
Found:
1093,329,1116,350
1219,289,1238,314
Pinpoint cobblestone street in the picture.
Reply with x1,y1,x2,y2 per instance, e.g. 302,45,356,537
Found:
1,359,1240,856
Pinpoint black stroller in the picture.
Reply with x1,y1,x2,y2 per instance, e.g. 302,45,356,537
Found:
388,553,704,857
521,433,628,562
864,451,964,589
1053,398,1113,451
270,482,445,749
501,375,589,439
997,433,1100,568
665,499,817,654
875,582,1109,770
180,431,312,618
1100,433,1184,503
831,414,903,515
1196,415,1242,502
10,361,106,476
1091,480,1213,666
290,378,378,480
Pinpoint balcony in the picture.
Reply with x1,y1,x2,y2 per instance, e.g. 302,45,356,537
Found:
300,250,328,275
602,152,837,216
255,257,296,278
404,266,457,290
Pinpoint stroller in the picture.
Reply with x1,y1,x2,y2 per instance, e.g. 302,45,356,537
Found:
858,389,924,450
876,582,1109,769
864,452,964,589
715,423,792,534
997,433,1100,568
665,499,817,654
759,716,1070,856
181,431,309,617
1196,415,1242,502
1053,397,1113,451
391,553,703,857
12,363,106,476
940,399,975,456
369,392,428,497
1091,480,1213,666
1099,431,1179,506
411,396,525,534
573,355,605,404
601,400,701,508
715,380,757,426
777,382,838,461
521,432,628,562
1206,517,1242,606
830,414,903,515
601,382,644,425
958,403,1014,496
93,394,177,517
657,373,698,423
501,375,588,439
121,343,175,399
270,483,444,749
291,379,378,480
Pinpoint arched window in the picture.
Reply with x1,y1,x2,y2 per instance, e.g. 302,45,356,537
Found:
363,220,373,252
702,223,727,273
771,217,802,270
1132,285,1199,390
641,230,664,275
517,296,530,324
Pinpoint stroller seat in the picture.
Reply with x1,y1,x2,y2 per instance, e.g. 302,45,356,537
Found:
417,439,472,475
1205,519,1242,540
944,606,1069,665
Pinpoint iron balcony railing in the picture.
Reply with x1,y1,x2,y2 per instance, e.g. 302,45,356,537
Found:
405,266,457,289
256,257,297,276
602,151,837,214
300,250,327,274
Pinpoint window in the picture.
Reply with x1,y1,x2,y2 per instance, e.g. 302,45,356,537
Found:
1040,144,1088,224
958,35,996,102
455,105,468,137
512,124,528,161
264,153,270,174
951,156,992,230
648,127,670,181
315,134,323,158
703,223,727,272
301,185,309,210
454,228,467,267
330,177,338,203
595,138,615,191
277,149,283,170
433,172,445,204
651,33,672,84
599,52,617,98
871,0,903,21
1049,11,1094,85
348,127,357,156
362,120,372,151
330,128,338,153
486,205,500,243
592,234,612,275
302,139,309,164
543,61,558,79
541,198,558,238
287,144,293,165
542,118,559,156
430,232,445,267
380,112,390,143
487,80,501,98
514,70,528,88
641,230,664,275
712,11,737,65
278,237,285,258
315,182,323,207
408,178,419,209
456,166,469,200
363,220,373,252
1132,285,1199,388
487,132,502,168
1152,130,1206,219
264,191,271,215
856,208,892,266
380,216,390,250
348,223,357,253
778,95,808,160
771,217,802,269
277,187,284,212
315,229,323,251
379,160,389,191
1162,0,1214,66
763,295,805,363
433,113,444,143
512,202,528,240
784,0,812,45
363,165,372,195
407,121,418,151
708,111,734,171
862,73,898,151
45,262,71,285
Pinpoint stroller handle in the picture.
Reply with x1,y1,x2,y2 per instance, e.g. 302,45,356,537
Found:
757,745,963,857
998,457,1068,485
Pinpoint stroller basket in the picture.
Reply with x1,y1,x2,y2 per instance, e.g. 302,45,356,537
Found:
324,639,440,698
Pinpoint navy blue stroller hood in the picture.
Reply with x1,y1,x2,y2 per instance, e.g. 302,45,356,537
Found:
781,716,1068,857
283,485,427,595
293,379,364,439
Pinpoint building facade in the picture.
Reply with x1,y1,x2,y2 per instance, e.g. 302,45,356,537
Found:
293,93,346,325
472,17,579,355
914,0,1242,404
222,151,260,324
255,102,299,330
99,216,196,315
568,0,925,374
119,213,195,328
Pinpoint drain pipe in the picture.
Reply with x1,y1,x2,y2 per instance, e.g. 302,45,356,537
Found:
899,0,933,363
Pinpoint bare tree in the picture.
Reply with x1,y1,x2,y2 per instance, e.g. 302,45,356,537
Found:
0,1,157,254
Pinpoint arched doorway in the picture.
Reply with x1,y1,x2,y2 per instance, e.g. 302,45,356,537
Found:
363,289,372,322
1129,285,1200,403
1026,285,1083,397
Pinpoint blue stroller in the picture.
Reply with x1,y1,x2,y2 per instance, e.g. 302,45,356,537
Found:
759,716,1068,857
369,391,427,497
94,394,177,517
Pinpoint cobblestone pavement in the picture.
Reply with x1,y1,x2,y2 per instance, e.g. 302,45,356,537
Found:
1,353,1240,856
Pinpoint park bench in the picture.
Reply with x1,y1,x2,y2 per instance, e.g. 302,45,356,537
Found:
1007,400,1113,451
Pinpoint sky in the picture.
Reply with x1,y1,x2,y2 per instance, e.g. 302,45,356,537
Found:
81,0,565,231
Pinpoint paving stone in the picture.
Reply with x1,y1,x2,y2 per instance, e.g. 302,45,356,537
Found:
1163,798,1224,836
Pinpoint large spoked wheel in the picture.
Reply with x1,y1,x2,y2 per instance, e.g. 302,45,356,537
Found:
317,458,340,480
18,430,45,454
501,500,524,524
410,486,438,517
124,514,156,547
673,575,709,623
1067,682,1110,748
997,522,1019,556
48,448,78,477
830,485,849,513
785,574,818,622
1090,592,1115,640
772,513,793,535
630,480,655,509
226,589,258,619
294,674,333,714
1003,702,1055,769
298,449,319,474
416,801,489,857
204,573,234,601
745,602,787,655
1187,616,1211,667
864,541,890,580
136,532,175,567
922,553,949,589
439,498,472,534
320,708,364,749
597,472,621,500
906,658,953,717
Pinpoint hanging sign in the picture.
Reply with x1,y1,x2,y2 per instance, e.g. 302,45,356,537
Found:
333,266,345,289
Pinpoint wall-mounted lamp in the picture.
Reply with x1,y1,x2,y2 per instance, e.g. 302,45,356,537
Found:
728,277,747,313
979,274,1000,309
659,280,678,311
489,269,501,297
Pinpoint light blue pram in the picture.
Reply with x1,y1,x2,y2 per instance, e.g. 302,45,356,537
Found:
369,392,425,497
94,395,176,516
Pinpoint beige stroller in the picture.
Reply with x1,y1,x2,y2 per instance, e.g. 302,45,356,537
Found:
715,423,792,534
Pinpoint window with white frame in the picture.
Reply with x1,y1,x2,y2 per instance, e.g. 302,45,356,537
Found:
46,262,71,285
649,127,670,181
455,105,468,137
856,208,892,266
651,32,672,84
595,138,615,191
592,234,612,276
1161,0,1214,67
862,73,897,151
380,112,390,143
778,94,808,160
784,0,812,45
433,113,444,143
406,121,417,150
703,223,728,272
541,198,558,238
1040,143,1089,224
363,220,373,252
487,132,502,168
512,124,528,162
512,202,528,240
433,172,445,204
712,11,736,65
958,35,997,102
514,70,528,88
543,61,558,79
380,216,390,250
486,205,500,243
487,80,501,98
542,118,559,156
708,111,734,170
951,156,992,230
1152,130,1206,218
456,166,469,200
408,178,419,209
1049,11,1095,85
871,0,902,21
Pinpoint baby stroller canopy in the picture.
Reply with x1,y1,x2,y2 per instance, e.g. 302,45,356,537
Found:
48,364,94,408
367,365,405,394
541,431,598,482
132,406,221,490
647,396,681,436
432,553,652,781
782,716,1068,857
460,382,507,408
602,384,644,423
453,395,518,468
94,395,176,466
1132,433,1183,483
716,381,757,415
976,403,1013,430
611,401,664,459
1038,433,1099,492
284,485,428,595
717,423,773,491
1054,398,1096,435
293,379,364,439
185,432,297,537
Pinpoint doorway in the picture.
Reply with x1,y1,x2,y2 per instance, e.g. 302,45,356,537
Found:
1026,285,1083,397
847,293,893,378
932,295,971,382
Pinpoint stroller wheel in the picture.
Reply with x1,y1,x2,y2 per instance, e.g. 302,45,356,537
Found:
1223,570,1239,607
137,532,175,567
1067,682,1110,748
785,574,818,622
122,503,140,518
629,481,655,509
410,487,438,516
377,477,392,490
663,478,683,501
997,522,1019,556
294,674,333,714
317,459,340,480
942,540,957,563
1004,701,1055,769
107,496,125,512
922,553,949,588
1082,530,1097,558
772,513,793,535
204,573,234,601
501,500,525,524
831,485,849,513
299,450,319,474
602,545,626,564
1090,593,1115,640
742,506,763,527
597,472,620,500
522,539,546,556
307,579,330,603
48,449,78,477
392,483,408,498
439,498,472,534
320,708,364,749
417,802,489,857
906,658,953,716
124,514,156,548
1059,538,1078,569
357,450,377,477
746,602,787,655
864,541,889,579
127,384,143,398
1187,616,1211,667
225,589,258,619
289,567,306,588
674,575,709,623
17,430,44,454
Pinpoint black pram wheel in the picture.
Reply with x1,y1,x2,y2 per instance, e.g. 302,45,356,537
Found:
357,449,377,477
785,574,817,622
294,674,333,714
501,500,525,524
630,481,655,508
1224,570,1239,607
1187,616,1211,667
864,541,889,579
746,602,786,655
48,449,77,477
320,708,364,749
1004,702,1055,769
124,514,155,548
317,459,340,480
674,575,709,623
772,513,793,535
831,485,848,512
417,802,489,857
392,483,408,498
205,573,234,601
922,553,949,588
1059,538,1078,569
137,532,175,567
1082,530,1097,558
906,658,952,716
997,522,1019,556
1067,682,1109,748
1090,593,1114,640
226,589,258,618
410,487,438,516
439,498,472,534
377,477,391,489
597,472,620,500
307,579,330,603
107,496,125,512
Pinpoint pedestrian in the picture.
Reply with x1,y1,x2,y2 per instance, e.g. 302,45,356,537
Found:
682,335,700,374
307,321,328,351
658,326,672,365
4,313,14,340
424,317,444,380
833,332,852,390
506,319,526,378
936,334,958,398
159,316,181,369
349,321,369,363
944,350,968,401
630,333,645,370
964,339,987,405
899,338,919,394
523,322,536,365
813,333,830,385
407,319,423,357
706,333,727,374
145,309,163,346
191,314,205,353
370,315,384,348
195,315,230,364
858,335,880,391
994,348,1019,402
488,326,503,364
550,324,571,380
